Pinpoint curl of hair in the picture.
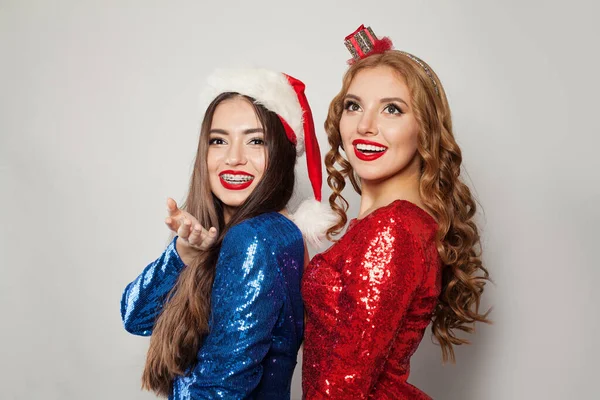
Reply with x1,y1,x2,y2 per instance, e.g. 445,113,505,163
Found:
141,93,297,395
324,52,490,362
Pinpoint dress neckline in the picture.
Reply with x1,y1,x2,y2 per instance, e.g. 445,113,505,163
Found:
347,199,437,231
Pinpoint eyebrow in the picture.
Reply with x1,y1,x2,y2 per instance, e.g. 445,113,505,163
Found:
208,128,264,135
345,94,409,107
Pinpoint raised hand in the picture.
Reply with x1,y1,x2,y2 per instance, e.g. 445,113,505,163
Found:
165,198,218,264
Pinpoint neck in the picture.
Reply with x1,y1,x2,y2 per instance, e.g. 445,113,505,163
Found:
223,206,235,224
358,158,423,219
224,206,288,224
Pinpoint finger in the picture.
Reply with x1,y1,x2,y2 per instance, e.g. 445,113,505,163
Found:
182,212,200,228
197,226,218,250
165,216,180,233
177,218,193,239
187,224,204,247
207,226,218,239
166,197,180,217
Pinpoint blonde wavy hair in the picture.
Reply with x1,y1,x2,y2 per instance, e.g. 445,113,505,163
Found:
324,51,490,362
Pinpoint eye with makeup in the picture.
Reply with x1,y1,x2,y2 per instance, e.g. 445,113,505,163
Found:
248,137,265,146
208,137,226,145
383,103,404,115
343,100,361,112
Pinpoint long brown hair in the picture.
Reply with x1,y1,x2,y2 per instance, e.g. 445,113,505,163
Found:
141,93,296,396
324,52,490,362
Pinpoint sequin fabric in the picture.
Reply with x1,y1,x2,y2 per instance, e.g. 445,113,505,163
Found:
121,212,305,399
302,200,442,399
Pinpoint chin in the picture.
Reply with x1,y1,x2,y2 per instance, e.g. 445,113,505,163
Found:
210,177,261,210
212,185,256,208
352,165,388,181
218,194,250,208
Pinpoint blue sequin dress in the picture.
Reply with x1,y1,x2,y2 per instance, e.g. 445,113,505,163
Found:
121,212,305,399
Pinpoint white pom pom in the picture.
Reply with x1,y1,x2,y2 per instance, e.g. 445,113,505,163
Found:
290,199,338,248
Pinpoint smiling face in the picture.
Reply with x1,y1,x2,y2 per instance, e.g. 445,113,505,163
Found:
206,96,267,219
339,65,421,184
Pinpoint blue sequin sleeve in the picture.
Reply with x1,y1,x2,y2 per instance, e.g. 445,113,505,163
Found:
120,237,185,336
177,221,285,398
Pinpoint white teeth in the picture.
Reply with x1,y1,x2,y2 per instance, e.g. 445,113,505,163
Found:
356,143,387,152
220,174,254,183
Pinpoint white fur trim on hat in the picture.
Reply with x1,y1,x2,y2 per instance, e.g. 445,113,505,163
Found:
199,68,305,155
291,199,338,248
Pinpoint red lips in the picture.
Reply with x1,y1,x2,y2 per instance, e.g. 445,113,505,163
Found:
219,170,255,190
352,139,388,161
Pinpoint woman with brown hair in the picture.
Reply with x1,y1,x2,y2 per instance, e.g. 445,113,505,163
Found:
121,68,332,399
302,26,491,399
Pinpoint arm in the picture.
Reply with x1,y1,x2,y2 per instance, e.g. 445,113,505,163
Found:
185,222,284,398
307,223,425,398
120,237,185,336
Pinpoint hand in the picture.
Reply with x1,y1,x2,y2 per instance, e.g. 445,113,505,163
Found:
165,198,218,256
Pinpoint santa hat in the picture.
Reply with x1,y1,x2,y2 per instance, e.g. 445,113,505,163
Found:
199,68,336,247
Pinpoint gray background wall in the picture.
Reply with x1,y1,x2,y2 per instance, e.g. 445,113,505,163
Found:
1,0,598,398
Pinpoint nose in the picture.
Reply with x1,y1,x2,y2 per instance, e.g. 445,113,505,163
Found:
225,139,247,166
356,108,378,136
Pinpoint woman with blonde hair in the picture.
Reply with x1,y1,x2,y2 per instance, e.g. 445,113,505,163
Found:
302,26,490,399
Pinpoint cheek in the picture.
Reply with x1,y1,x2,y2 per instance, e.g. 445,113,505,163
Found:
249,150,267,176
339,115,354,141
206,149,219,171
407,125,420,150
385,120,420,150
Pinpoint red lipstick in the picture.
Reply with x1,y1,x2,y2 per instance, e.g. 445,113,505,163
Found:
219,170,254,190
352,139,388,161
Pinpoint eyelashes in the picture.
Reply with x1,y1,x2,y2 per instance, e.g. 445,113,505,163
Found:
383,103,403,115
208,137,266,146
343,100,360,112
343,100,404,115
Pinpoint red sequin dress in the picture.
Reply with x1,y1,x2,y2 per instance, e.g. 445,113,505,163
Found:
302,200,442,399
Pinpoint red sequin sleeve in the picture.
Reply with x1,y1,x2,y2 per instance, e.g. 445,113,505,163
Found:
303,219,427,398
